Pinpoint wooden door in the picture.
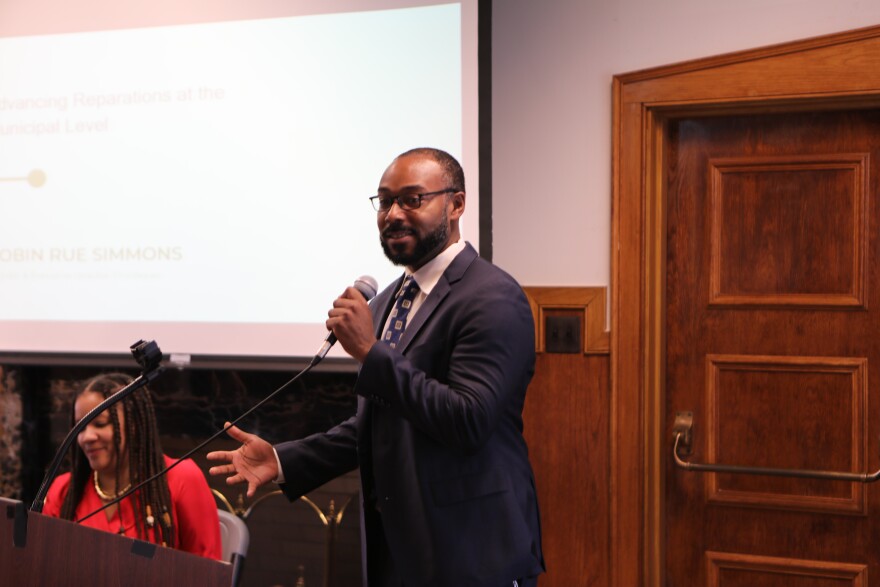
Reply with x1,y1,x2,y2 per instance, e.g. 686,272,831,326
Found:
664,109,880,585
612,25,880,587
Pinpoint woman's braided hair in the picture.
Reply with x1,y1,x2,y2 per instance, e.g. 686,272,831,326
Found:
58,372,176,547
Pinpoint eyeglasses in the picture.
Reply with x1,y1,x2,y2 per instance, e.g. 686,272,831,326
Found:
369,189,456,212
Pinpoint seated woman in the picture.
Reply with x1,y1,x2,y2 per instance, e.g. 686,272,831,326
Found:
42,372,222,559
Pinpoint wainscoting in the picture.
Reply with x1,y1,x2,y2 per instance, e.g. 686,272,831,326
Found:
523,287,610,587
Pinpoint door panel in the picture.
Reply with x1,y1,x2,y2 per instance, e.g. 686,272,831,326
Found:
665,109,880,585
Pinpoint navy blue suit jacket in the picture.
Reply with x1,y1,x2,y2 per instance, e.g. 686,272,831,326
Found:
276,243,544,586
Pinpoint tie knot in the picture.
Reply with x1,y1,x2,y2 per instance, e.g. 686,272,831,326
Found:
398,277,420,300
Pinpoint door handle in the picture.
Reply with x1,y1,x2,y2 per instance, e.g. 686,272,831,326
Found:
673,411,880,483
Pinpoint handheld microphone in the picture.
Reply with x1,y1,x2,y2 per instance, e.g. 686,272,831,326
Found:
312,275,379,364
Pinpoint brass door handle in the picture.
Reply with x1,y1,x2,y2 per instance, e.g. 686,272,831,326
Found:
672,411,880,483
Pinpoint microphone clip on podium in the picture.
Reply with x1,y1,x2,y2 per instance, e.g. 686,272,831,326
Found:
29,339,165,514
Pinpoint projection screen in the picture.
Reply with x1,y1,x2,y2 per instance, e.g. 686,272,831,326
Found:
0,0,483,365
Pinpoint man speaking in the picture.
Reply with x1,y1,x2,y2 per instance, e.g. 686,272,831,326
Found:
208,147,545,586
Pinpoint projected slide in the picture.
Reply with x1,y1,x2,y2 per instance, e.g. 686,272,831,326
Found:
0,1,478,358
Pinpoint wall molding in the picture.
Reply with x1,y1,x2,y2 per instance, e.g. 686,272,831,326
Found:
523,286,610,355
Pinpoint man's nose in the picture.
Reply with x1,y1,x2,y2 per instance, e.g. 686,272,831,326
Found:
383,200,407,220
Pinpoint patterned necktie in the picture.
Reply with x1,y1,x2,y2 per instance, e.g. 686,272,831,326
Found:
382,276,420,349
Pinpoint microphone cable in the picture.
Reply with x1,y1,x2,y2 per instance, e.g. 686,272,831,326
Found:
76,274,379,524
77,358,317,524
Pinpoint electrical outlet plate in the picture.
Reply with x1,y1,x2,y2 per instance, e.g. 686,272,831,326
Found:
545,315,581,354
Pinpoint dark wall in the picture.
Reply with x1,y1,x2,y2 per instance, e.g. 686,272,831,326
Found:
1,363,362,587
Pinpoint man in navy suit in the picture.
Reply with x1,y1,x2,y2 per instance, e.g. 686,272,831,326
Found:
208,148,545,586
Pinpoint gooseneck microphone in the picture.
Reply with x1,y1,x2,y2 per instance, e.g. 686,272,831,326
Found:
31,340,164,513
312,274,379,365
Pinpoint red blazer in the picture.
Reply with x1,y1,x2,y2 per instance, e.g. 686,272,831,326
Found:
43,455,222,560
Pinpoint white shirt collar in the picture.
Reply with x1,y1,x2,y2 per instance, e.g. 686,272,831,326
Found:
405,239,466,295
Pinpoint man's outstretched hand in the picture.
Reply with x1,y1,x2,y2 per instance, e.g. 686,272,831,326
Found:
207,423,279,497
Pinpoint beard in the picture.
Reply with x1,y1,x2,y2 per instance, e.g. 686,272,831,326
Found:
381,210,450,267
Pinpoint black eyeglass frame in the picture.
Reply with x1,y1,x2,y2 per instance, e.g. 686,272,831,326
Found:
369,188,457,212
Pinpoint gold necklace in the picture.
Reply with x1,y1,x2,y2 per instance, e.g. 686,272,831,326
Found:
93,470,132,501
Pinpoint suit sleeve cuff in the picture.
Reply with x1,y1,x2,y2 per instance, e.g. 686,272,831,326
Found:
273,447,285,484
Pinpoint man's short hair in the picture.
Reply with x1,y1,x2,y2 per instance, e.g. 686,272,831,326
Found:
398,147,465,193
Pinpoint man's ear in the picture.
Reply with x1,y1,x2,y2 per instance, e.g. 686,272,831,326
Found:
449,191,466,220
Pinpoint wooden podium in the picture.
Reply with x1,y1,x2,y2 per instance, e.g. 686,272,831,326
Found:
1,497,232,586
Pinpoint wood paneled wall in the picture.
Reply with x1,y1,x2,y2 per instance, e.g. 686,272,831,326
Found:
523,287,610,586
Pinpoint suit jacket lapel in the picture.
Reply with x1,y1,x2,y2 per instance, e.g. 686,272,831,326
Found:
397,243,478,354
